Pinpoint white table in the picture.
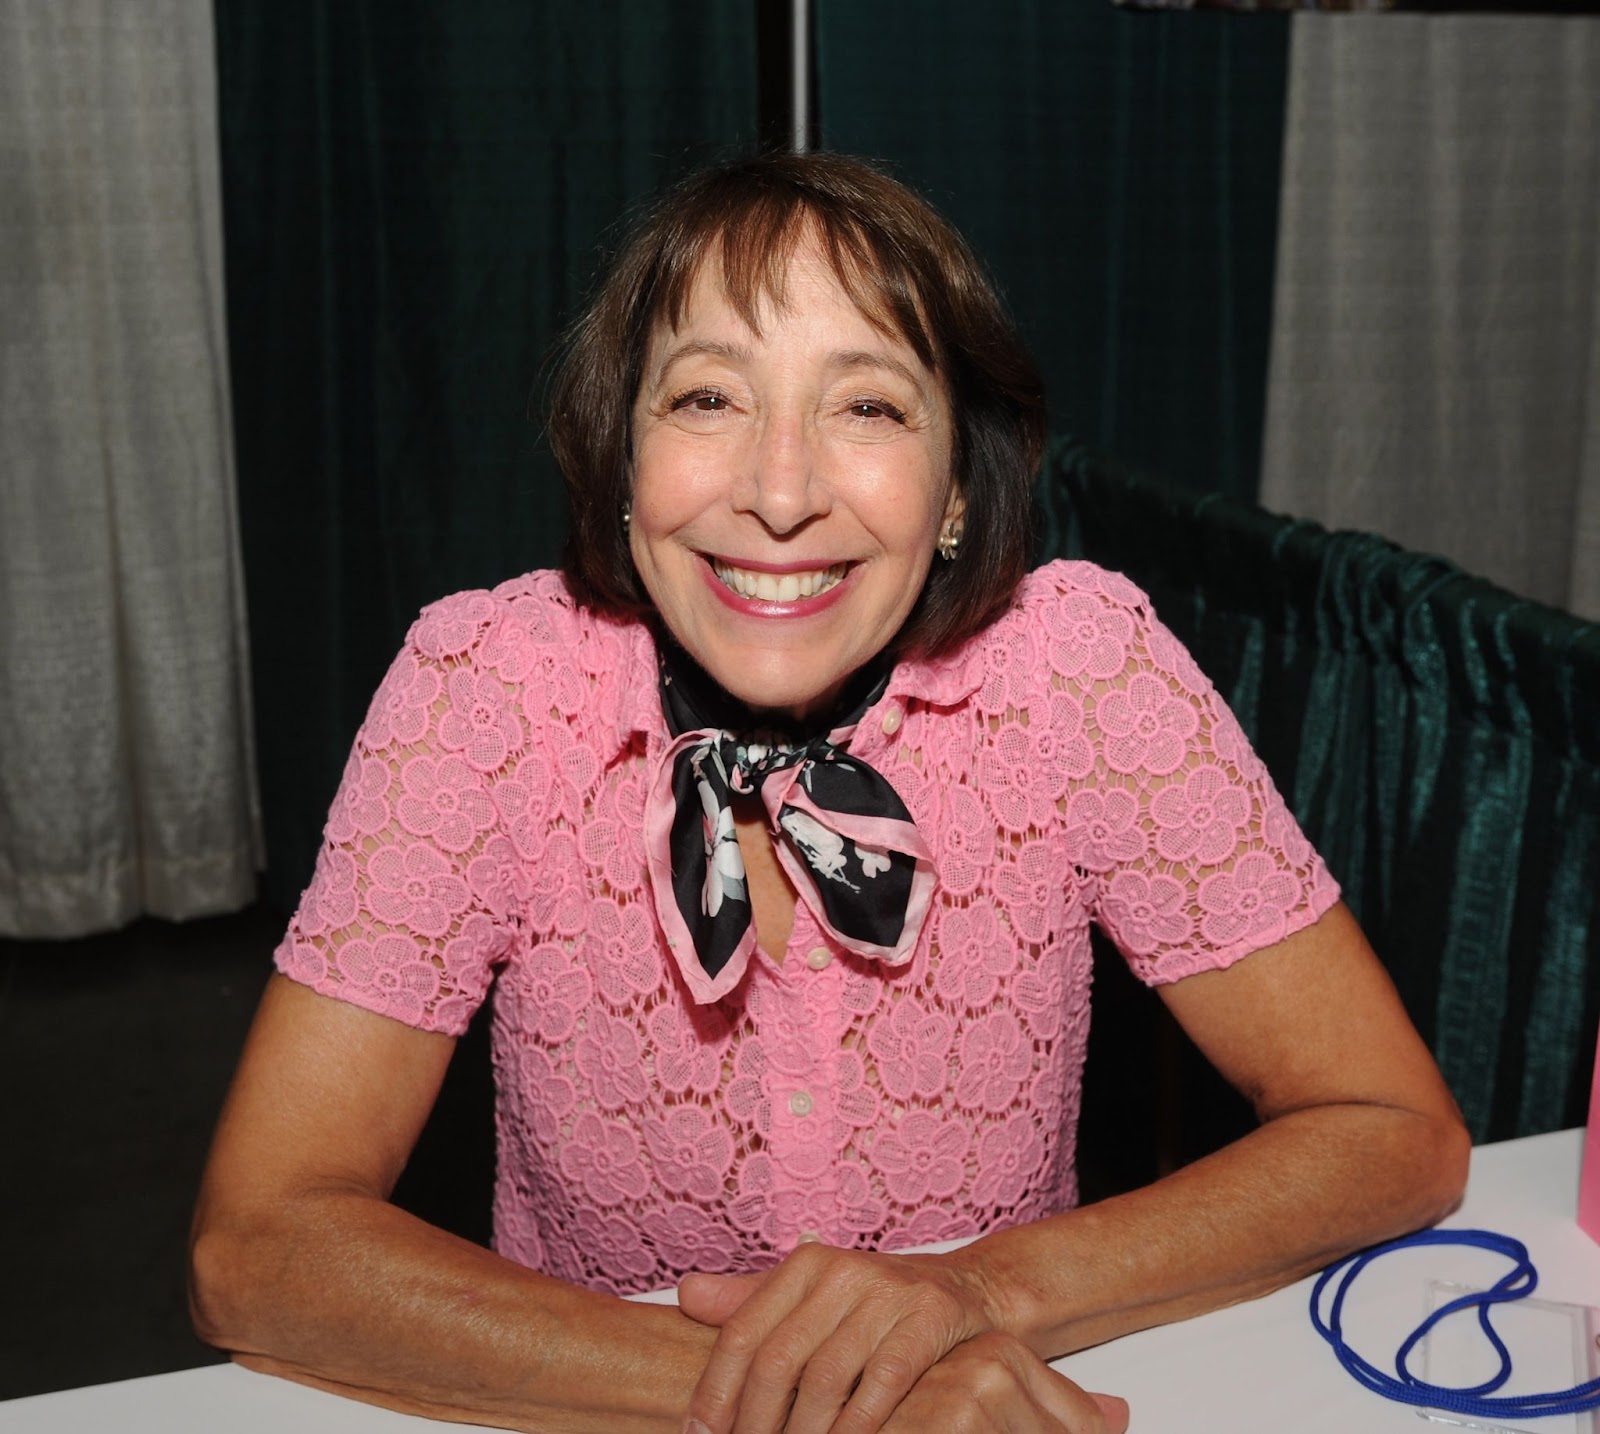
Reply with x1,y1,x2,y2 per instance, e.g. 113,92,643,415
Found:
1056,1128,1595,1434
2,1129,1591,1433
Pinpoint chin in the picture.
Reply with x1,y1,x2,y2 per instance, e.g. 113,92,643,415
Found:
722,676,836,722
703,652,853,723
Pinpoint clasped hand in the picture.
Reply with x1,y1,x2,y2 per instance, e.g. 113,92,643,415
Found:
677,1244,1128,1434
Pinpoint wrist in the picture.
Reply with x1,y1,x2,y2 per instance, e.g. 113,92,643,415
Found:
931,1235,1035,1346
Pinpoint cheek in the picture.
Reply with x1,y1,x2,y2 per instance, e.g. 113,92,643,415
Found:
626,452,679,561
627,516,676,611
626,514,646,579
630,431,721,529
879,467,953,555
625,468,705,618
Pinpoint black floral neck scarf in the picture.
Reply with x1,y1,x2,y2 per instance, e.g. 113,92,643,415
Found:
643,643,935,1004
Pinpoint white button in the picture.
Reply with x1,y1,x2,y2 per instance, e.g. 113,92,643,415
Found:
788,1090,814,1117
880,707,903,736
796,1230,822,1245
805,946,832,971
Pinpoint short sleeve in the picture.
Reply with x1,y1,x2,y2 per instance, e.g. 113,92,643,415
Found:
273,590,525,1035
1037,561,1341,985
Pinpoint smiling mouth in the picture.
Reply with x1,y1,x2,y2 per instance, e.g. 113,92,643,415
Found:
710,560,849,603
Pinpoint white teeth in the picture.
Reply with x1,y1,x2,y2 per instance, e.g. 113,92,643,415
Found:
712,561,847,601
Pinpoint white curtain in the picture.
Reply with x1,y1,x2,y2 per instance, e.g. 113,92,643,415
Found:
1260,15,1600,622
0,2,261,936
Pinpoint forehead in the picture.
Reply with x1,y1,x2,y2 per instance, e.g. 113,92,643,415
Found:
646,214,940,371
665,244,905,346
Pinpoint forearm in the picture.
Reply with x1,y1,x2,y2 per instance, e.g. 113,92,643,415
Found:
956,1099,1468,1358
190,1189,717,1433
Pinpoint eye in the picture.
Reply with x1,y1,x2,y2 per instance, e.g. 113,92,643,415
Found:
846,399,906,423
669,388,731,413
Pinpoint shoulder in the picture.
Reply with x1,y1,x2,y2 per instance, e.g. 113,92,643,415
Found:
362,572,655,751
1015,558,1212,692
407,572,648,674
950,560,1162,661
1014,557,1155,623
916,560,1168,714
408,571,581,661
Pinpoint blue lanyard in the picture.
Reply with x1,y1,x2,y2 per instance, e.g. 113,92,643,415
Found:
1310,1228,1600,1420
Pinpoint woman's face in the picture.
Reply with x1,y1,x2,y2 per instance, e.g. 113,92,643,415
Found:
628,236,961,722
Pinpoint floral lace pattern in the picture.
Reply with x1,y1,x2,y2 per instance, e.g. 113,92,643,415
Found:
276,561,1339,1294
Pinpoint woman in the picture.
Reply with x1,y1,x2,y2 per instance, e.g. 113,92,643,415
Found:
190,153,1468,1434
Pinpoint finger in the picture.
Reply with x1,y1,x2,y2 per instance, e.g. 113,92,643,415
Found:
882,1397,1006,1434
879,1370,1011,1434
685,1262,827,1434
915,1344,1036,1434
678,1271,765,1327
879,1339,1122,1434
725,1302,851,1434
831,1322,957,1434
783,1308,889,1434
1020,1361,1124,1434
1090,1393,1129,1434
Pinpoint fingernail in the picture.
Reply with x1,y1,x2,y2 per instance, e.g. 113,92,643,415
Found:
683,1421,711,1434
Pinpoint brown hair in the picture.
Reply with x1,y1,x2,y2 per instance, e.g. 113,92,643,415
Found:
546,151,1045,658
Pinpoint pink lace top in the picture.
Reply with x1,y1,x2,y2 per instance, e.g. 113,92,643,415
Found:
275,559,1339,1294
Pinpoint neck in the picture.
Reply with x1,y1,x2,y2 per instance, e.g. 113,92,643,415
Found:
656,635,891,738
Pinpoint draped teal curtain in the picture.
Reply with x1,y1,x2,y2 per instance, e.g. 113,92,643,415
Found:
214,3,757,911
1040,441,1600,1143
816,1,1288,502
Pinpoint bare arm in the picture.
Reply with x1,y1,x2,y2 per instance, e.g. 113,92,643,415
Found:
681,902,1469,1433
953,901,1470,1354
190,974,718,1433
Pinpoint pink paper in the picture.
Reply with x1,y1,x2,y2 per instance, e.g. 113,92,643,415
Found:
1581,1026,1600,1243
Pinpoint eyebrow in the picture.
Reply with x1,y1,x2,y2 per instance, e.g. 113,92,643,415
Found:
649,339,751,389
650,340,935,402
828,348,934,401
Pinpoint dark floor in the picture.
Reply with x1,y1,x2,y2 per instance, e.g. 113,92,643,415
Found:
0,902,497,1401
0,903,1222,1403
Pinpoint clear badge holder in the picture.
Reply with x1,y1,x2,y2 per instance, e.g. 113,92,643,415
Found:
1414,1281,1600,1434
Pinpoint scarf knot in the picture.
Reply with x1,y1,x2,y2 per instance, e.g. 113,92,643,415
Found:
643,648,936,1004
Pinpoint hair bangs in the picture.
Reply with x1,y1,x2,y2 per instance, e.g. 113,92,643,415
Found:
649,188,939,371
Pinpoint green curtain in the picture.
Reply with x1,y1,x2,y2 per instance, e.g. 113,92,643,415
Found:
816,0,1288,502
214,3,757,912
1040,441,1600,1143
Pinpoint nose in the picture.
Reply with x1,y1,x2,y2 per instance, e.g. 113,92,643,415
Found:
736,411,830,535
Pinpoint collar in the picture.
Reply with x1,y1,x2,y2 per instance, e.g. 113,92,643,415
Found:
602,616,986,760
